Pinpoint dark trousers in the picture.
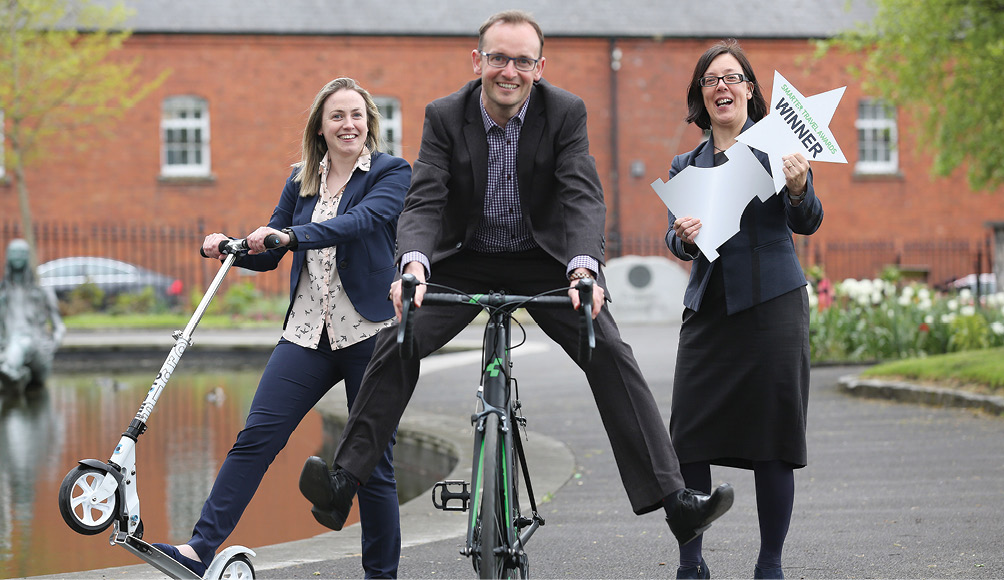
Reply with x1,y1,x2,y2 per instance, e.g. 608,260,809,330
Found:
190,334,401,579
334,249,685,515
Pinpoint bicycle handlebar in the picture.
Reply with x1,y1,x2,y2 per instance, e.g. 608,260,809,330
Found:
396,273,595,364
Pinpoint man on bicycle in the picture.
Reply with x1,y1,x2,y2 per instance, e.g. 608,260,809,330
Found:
300,8,733,551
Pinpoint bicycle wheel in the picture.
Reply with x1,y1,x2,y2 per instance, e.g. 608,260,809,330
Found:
474,412,506,579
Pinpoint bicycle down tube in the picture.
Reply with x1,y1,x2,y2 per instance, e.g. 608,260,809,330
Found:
398,274,594,579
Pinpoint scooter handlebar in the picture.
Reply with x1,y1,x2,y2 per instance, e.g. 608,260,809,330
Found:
215,234,282,256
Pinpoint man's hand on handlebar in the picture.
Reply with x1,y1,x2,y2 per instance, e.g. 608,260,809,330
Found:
392,262,427,321
568,271,604,319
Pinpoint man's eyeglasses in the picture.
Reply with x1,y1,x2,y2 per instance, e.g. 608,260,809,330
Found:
480,51,539,72
698,73,746,87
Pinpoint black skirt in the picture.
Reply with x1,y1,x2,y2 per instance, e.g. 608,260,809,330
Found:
669,261,811,470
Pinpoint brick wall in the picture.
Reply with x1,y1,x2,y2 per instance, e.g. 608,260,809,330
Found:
2,33,1000,280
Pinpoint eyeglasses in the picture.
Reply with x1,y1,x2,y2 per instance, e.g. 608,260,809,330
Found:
698,73,746,87
480,51,539,72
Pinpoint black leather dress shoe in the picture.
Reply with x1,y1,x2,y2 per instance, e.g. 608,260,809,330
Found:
665,483,735,545
676,557,710,579
298,456,358,530
753,564,784,579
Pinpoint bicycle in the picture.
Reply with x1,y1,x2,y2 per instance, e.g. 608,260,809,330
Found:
396,273,596,579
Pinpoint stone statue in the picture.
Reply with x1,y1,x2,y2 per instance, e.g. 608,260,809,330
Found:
0,239,65,393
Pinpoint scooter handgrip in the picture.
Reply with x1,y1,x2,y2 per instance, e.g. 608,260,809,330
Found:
264,234,281,249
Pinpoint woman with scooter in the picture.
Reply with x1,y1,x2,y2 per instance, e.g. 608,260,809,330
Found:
154,77,411,579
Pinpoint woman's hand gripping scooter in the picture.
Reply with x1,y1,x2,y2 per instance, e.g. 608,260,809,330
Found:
57,236,280,580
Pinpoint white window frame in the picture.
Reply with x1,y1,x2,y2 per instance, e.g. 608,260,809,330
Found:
855,98,898,175
374,97,402,157
161,96,210,177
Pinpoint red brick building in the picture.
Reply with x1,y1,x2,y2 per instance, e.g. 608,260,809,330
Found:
2,1,999,294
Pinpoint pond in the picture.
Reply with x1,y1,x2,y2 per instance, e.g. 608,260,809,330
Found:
0,370,442,578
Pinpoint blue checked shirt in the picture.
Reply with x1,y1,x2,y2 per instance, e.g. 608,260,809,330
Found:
403,89,597,278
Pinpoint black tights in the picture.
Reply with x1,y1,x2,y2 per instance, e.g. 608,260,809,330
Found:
678,460,794,570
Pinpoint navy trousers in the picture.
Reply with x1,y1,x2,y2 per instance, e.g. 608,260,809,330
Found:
188,333,401,578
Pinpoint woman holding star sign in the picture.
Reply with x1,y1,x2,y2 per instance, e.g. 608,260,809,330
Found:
665,39,824,580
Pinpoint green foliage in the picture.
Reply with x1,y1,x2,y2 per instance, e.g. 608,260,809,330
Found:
220,282,264,316
61,280,104,316
947,314,991,352
189,281,285,321
108,286,159,315
819,0,1004,190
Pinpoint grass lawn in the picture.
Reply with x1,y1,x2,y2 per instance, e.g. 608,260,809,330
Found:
861,347,1004,395
63,312,277,330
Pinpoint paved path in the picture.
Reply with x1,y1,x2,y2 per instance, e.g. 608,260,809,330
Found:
36,323,1004,579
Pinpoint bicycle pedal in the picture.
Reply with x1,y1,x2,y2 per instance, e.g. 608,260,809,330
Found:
432,480,470,512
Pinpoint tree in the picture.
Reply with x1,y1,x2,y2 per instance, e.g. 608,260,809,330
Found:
822,0,1004,191
0,0,167,264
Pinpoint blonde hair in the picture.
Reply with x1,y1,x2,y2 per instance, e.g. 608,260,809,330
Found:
294,77,382,197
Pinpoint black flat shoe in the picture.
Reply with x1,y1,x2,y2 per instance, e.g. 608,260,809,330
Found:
665,483,735,545
754,565,784,579
298,456,357,531
152,543,207,576
676,557,710,579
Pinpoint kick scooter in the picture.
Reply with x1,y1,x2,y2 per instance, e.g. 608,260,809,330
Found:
57,237,278,579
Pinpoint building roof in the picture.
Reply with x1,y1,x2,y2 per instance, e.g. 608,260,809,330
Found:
107,0,876,39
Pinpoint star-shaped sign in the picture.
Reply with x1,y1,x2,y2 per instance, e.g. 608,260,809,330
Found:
651,143,775,261
736,70,847,193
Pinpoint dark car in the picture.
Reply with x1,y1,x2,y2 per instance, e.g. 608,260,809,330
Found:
37,257,183,304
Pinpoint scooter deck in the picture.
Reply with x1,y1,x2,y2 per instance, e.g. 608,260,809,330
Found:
120,536,201,579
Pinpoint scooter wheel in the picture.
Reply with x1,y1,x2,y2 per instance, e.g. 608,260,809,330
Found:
217,553,254,579
58,465,119,535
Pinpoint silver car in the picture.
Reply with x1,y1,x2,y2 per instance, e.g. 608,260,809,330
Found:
37,257,183,304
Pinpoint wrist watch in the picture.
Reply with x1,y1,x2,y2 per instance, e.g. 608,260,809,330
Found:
280,227,298,250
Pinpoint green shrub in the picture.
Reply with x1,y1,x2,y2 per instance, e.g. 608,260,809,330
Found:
61,281,105,316
109,286,161,315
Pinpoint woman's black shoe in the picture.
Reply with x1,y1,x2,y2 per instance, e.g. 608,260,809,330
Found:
676,557,710,579
152,543,208,576
753,564,784,579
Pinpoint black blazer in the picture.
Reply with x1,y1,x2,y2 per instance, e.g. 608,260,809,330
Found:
396,79,607,271
665,119,824,315
238,151,411,323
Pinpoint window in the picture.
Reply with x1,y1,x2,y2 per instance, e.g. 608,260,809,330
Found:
856,98,897,175
374,97,402,156
161,96,210,177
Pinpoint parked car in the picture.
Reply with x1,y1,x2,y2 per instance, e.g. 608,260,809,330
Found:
944,273,997,296
37,257,183,305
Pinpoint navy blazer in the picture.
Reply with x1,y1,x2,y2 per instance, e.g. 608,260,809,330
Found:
238,151,411,323
665,119,823,315
396,79,607,272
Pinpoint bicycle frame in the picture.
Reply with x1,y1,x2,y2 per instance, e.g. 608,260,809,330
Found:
468,300,533,577
399,275,593,579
